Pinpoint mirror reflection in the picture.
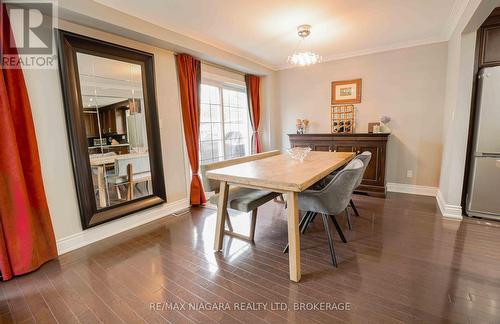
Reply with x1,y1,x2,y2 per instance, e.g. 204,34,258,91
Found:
77,53,152,209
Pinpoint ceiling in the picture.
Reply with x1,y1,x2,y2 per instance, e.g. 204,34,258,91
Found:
94,0,468,70
77,53,143,108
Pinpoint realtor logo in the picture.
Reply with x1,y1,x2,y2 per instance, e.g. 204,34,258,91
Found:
1,0,57,69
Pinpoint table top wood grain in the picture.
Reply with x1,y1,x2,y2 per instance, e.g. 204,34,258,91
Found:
206,151,355,193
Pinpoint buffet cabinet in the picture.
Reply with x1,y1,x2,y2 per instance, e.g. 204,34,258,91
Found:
288,133,389,197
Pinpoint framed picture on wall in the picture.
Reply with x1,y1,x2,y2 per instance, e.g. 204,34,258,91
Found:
331,79,362,104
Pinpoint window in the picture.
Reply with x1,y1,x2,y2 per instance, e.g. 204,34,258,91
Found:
199,83,252,165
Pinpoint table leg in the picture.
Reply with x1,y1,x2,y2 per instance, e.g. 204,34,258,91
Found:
287,191,301,282
97,166,106,208
214,181,229,251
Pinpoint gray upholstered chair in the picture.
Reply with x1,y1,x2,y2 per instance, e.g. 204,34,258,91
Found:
284,159,364,267
200,151,281,242
309,151,372,223
348,151,371,217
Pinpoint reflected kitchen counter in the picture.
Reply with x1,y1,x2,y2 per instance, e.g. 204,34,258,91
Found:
90,151,149,166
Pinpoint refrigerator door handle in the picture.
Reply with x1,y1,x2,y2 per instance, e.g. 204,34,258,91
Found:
477,152,500,157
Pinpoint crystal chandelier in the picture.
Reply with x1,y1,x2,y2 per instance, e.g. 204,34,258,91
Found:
288,24,321,66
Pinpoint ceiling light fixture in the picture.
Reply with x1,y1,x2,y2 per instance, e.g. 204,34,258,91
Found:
288,24,321,66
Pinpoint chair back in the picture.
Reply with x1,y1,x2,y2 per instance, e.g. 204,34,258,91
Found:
355,151,372,188
200,150,281,192
299,159,364,216
114,154,150,178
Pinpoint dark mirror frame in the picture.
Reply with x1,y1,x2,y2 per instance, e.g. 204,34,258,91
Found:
55,29,166,229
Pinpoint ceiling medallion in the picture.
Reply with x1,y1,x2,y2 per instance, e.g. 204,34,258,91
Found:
287,24,321,66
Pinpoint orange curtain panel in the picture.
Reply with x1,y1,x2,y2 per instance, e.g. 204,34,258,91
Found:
245,74,262,153
0,4,57,281
175,53,206,205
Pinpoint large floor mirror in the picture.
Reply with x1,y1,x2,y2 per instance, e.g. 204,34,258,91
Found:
56,30,166,229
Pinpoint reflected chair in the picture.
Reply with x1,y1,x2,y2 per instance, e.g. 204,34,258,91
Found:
201,151,281,242
107,155,152,202
283,159,364,267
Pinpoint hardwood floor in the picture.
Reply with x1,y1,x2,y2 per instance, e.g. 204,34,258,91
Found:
2,193,500,323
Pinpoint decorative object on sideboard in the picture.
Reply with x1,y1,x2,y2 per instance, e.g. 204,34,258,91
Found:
331,105,355,133
379,115,392,133
295,119,309,134
368,122,380,133
331,79,362,104
302,119,309,132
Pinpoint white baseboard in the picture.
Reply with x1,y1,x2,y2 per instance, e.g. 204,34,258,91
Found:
56,198,190,255
386,182,438,197
436,190,463,220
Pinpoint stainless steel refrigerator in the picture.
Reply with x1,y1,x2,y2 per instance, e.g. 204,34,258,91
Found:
466,66,500,220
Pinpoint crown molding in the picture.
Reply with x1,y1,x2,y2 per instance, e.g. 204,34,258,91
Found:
83,0,471,72
276,36,447,71
442,0,472,39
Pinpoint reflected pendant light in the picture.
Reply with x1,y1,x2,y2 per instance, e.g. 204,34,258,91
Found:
287,24,321,66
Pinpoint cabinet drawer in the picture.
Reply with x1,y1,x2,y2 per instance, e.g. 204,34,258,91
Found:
313,144,334,152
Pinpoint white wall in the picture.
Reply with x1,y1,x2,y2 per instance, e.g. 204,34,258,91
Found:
276,43,448,187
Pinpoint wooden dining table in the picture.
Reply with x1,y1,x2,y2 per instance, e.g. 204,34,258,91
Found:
206,151,355,282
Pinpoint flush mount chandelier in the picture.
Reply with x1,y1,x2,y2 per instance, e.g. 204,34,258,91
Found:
288,24,322,66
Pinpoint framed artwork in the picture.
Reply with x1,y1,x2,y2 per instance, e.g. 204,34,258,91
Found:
331,79,362,104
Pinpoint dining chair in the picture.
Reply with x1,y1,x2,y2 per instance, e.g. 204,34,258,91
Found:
201,150,281,242
349,151,372,217
306,151,372,228
286,155,366,236
107,155,152,201
283,159,364,267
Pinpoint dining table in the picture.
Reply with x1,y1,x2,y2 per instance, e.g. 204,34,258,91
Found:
206,151,355,282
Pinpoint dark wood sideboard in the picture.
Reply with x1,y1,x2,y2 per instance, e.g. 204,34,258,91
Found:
288,133,390,197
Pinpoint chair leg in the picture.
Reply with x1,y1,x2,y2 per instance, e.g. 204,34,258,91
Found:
274,194,285,203
330,214,347,243
116,185,122,200
350,199,360,217
345,208,353,230
249,209,258,242
302,212,317,234
225,210,233,231
321,213,338,267
283,212,311,254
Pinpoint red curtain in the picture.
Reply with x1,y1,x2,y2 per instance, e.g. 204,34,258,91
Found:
176,54,206,206
245,75,262,153
0,4,57,281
